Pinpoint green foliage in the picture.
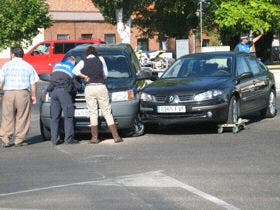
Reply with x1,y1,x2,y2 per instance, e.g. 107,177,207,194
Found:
214,0,280,35
92,0,153,24
0,0,52,49
134,0,199,39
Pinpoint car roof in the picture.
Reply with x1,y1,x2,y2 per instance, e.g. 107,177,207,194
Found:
180,51,253,59
67,44,132,54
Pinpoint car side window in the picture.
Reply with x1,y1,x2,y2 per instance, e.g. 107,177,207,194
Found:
246,57,261,76
31,43,50,55
257,60,268,74
236,56,251,76
54,43,75,54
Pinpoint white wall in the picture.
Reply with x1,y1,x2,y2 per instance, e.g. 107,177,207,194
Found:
0,29,45,58
202,46,230,52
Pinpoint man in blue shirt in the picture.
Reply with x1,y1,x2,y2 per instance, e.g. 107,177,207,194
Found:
235,31,264,53
49,56,80,145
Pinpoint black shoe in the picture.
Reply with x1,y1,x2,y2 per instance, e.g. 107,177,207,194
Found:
15,142,28,147
52,140,63,146
1,143,14,148
65,140,79,144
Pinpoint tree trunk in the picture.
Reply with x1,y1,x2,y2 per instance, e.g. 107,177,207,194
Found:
115,8,131,44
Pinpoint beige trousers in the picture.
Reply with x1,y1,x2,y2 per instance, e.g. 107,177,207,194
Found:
85,85,114,126
0,90,31,144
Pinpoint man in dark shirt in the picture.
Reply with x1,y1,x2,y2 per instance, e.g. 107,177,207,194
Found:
49,56,79,145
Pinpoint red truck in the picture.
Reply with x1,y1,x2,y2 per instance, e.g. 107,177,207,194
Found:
23,39,104,75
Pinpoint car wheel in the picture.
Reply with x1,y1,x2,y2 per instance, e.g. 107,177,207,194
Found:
227,95,239,124
40,119,51,140
124,116,145,137
261,90,277,118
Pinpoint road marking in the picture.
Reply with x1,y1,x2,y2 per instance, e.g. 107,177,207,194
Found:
0,171,239,210
0,208,42,210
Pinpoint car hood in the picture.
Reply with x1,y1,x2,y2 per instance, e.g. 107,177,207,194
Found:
143,77,233,95
106,78,135,92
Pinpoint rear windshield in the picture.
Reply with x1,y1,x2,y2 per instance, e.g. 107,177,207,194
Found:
64,51,131,78
162,56,233,79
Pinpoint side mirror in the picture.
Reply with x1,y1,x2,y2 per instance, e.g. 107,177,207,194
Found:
137,67,158,81
237,71,253,83
39,73,52,82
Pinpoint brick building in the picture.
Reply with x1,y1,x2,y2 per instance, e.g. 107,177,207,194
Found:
46,0,160,51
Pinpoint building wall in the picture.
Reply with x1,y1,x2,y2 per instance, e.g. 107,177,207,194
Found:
45,21,160,51
45,0,160,51
47,0,99,12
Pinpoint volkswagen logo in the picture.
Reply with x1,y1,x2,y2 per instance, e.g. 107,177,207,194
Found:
167,95,175,103
166,95,179,104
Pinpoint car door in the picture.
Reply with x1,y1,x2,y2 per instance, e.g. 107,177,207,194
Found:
235,55,255,114
245,56,269,110
23,42,51,75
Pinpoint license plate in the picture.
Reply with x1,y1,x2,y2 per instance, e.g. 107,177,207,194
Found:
74,109,102,117
157,106,186,113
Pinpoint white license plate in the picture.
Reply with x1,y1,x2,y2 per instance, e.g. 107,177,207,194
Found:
74,109,102,117
157,106,186,113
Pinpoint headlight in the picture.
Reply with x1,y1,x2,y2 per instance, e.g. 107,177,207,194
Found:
140,92,155,102
194,90,223,101
111,90,135,102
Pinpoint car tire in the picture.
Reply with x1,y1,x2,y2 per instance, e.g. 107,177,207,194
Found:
261,89,277,118
227,95,240,124
124,116,145,137
40,119,51,140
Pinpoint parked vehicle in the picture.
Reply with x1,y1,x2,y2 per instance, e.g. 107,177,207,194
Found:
140,52,277,127
24,39,104,75
136,50,175,70
39,44,157,139
270,46,280,64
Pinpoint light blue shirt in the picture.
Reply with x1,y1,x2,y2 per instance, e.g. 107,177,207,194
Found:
234,42,251,53
0,57,39,91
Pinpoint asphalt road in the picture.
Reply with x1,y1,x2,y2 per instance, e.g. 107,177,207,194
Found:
0,85,279,210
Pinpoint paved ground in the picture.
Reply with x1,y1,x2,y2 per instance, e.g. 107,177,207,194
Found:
0,85,279,210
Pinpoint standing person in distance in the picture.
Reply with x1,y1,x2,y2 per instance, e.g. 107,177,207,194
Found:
0,46,39,147
234,30,264,53
73,46,123,144
48,56,79,145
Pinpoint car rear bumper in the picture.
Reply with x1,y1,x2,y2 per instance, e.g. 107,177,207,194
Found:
140,102,228,125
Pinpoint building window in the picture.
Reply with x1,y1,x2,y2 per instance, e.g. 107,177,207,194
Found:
57,34,70,40
137,38,149,51
104,34,116,44
81,34,93,40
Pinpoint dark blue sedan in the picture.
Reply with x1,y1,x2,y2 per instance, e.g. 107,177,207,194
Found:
140,52,277,126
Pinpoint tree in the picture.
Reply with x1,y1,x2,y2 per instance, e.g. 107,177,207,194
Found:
205,0,280,61
0,0,52,50
134,0,199,39
214,0,280,35
92,0,153,43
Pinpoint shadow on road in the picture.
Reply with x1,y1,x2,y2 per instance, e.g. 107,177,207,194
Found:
144,112,273,135
27,135,46,145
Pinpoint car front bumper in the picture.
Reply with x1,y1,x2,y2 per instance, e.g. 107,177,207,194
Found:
140,100,228,125
40,99,139,133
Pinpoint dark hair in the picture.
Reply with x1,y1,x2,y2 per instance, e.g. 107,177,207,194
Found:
11,46,24,58
85,46,98,57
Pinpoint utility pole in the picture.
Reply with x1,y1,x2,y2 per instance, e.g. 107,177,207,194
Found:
200,0,203,49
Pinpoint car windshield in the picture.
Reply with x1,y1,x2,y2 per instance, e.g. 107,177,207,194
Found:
162,56,233,79
64,51,131,78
